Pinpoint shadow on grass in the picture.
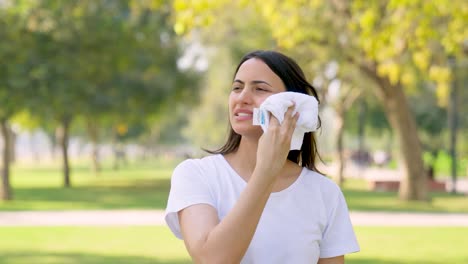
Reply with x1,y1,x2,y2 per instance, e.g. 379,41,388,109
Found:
0,251,190,264
1,178,171,211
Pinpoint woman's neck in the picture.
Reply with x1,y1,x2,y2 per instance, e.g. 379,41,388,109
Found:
223,136,302,187
224,137,259,180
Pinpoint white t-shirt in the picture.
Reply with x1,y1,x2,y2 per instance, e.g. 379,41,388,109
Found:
165,154,360,263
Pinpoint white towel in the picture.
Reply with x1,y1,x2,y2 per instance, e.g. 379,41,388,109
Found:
253,92,319,150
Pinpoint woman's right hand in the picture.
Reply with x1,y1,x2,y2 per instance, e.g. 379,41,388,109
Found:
255,104,299,180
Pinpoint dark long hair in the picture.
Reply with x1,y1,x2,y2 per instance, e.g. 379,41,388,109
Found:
207,50,322,172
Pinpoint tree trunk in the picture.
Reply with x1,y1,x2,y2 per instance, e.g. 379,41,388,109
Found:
448,57,458,193
7,127,15,164
48,130,57,161
357,100,367,154
29,131,41,163
0,118,12,200
112,129,120,171
87,119,100,175
427,150,438,181
386,86,428,200
113,144,127,171
361,64,428,201
335,110,345,187
57,117,72,188
113,146,119,171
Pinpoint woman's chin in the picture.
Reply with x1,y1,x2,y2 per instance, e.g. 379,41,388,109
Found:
232,127,263,138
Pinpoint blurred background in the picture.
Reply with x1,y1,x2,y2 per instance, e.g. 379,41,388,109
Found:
0,0,467,263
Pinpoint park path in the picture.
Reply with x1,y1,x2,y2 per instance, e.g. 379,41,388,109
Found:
0,210,467,227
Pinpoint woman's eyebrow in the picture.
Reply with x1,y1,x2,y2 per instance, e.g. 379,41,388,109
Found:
251,80,272,87
233,79,272,87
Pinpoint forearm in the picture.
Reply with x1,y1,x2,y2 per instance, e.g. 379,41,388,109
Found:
197,172,275,263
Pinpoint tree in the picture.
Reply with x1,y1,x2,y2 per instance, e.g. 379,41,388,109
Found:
329,80,362,186
182,47,232,149
4,0,199,189
173,2,276,150
0,7,34,200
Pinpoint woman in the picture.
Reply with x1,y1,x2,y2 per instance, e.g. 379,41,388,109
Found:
165,50,359,263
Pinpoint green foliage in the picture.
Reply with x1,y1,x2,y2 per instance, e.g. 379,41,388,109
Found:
423,151,468,177
0,8,34,119
346,96,391,137
172,0,467,110
0,0,202,149
349,0,467,102
182,48,232,149
172,3,277,149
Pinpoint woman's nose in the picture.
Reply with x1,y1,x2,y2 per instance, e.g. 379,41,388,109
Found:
238,88,253,104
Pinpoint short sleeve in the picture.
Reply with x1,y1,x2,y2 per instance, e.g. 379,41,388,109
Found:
319,188,360,258
164,159,215,239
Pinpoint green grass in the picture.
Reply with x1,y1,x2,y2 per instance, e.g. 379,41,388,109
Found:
0,226,190,264
0,158,179,211
1,158,467,213
0,226,467,264
348,227,468,264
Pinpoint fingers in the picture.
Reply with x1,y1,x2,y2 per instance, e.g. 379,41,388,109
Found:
257,103,298,170
268,103,298,133
269,113,280,126
282,103,299,132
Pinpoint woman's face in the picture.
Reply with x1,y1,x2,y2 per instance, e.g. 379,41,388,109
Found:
229,58,286,138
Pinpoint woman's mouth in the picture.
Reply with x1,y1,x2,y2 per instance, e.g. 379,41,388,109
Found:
234,111,253,121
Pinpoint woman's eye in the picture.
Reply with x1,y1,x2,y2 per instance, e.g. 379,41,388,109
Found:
232,86,241,91
256,87,268,92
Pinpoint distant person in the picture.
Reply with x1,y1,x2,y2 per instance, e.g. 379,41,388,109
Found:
165,50,359,263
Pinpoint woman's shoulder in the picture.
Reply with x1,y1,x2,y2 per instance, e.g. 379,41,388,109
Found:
173,154,223,177
175,154,222,169
301,168,343,194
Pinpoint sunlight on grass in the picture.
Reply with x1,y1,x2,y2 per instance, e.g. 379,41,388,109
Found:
348,227,468,264
0,226,190,264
